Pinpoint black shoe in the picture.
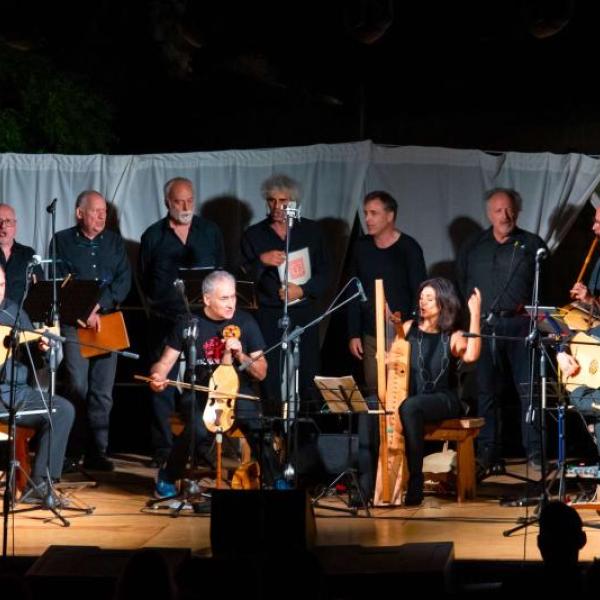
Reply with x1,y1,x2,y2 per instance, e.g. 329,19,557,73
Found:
19,482,47,504
83,454,114,472
404,475,424,507
62,456,82,474
148,456,167,469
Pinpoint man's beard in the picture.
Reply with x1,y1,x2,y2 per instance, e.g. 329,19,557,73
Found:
169,208,194,225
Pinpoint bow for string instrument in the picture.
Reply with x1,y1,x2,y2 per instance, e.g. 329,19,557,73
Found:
561,237,600,331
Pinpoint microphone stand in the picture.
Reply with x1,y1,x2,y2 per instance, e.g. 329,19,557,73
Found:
502,249,549,537
278,205,301,485
146,280,208,515
240,281,364,487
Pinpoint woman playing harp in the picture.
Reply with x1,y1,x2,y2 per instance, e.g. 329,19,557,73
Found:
397,278,481,505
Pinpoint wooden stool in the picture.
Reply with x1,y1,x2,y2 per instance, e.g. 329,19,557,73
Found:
423,417,484,502
168,414,251,464
0,423,35,492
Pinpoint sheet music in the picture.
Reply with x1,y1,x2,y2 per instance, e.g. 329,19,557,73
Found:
278,247,311,306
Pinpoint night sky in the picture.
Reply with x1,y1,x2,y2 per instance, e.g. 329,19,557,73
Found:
2,0,599,154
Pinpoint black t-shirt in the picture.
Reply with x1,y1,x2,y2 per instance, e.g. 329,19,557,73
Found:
165,308,265,397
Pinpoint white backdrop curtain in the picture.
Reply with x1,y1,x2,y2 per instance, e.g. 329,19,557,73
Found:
1,142,599,294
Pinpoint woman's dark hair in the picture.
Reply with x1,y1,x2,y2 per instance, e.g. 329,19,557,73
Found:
417,277,461,333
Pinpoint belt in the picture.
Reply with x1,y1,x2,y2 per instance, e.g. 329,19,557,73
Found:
489,309,518,318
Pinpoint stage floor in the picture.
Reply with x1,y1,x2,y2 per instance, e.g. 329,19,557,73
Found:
3,455,600,561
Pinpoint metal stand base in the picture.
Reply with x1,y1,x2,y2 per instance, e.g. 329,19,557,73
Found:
312,468,371,517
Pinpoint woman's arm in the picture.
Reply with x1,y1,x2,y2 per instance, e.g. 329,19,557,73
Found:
451,288,482,363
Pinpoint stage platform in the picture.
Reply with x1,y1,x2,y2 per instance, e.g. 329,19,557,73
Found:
1,454,599,561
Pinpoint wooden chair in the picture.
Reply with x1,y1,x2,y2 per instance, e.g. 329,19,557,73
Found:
0,423,35,492
424,417,484,502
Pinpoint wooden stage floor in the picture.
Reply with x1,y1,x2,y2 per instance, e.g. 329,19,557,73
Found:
3,455,600,561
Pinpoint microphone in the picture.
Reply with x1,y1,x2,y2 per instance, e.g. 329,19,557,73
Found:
28,255,54,266
283,201,301,228
536,248,548,261
173,278,185,292
356,279,367,302
46,198,58,214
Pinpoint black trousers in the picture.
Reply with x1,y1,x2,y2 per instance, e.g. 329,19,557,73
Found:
146,316,180,458
2,388,74,482
163,392,279,486
254,304,320,415
62,325,117,458
399,392,462,484
475,316,540,464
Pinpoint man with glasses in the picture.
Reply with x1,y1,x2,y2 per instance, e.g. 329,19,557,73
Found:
0,204,43,304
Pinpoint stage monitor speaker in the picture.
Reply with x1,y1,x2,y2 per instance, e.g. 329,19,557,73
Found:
210,489,316,556
317,433,358,474
26,546,190,600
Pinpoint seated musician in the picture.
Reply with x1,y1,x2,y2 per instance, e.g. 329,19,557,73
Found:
0,265,75,503
359,278,482,506
556,335,600,455
399,278,482,505
148,269,276,498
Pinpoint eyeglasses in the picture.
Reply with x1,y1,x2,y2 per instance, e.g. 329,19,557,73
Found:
0,219,16,227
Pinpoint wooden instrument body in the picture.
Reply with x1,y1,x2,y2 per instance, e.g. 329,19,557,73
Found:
77,311,130,358
560,304,600,332
0,324,60,366
202,364,238,433
563,331,600,390
373,279,410,506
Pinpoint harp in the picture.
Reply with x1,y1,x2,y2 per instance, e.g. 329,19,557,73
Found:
373,279,410,505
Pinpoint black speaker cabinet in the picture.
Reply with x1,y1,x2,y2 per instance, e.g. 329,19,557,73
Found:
317,433,358,474
210,489,316,556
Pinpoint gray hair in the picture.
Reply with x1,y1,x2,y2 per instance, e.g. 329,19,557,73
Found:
164,177,193,206
484,188,522,213
260,174,301,204
76,190,105,209
202,270,236,296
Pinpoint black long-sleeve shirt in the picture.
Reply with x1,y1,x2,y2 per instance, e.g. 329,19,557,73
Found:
138,215,225,319
347,233,427,339
0,242,43,305
456,226,547,314
240,218,331,308
50,226,131,313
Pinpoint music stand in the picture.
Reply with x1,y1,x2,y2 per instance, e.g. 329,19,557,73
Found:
24,279,101,327
177,267,214,305
311,375,375,516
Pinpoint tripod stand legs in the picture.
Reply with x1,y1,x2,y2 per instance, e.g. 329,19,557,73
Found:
312,468,371,517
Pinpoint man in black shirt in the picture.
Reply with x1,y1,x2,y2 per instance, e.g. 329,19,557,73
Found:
348,190,427,393
51,190,131,471
457,187,548,472
139,177,225,467
240,174,330,415
148,270,268,497
0,204,43,305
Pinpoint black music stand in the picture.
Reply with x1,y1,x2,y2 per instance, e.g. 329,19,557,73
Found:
23,279,102,485
24,279,101,327
311,375,374,516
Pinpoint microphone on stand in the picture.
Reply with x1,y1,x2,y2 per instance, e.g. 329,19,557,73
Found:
28,255,55,266
356,279,367,303
536,248,548,261
46,198,58,214
283,201,301,229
